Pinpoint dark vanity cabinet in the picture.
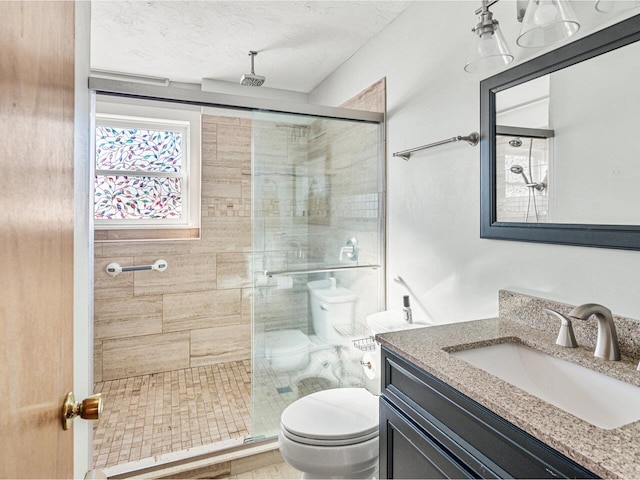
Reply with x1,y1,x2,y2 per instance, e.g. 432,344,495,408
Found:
379,347,598,479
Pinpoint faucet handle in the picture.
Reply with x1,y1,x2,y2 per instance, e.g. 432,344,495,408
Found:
544,308,578,348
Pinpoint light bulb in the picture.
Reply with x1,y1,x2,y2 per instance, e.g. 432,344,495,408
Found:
477,31,498,56
534,1,559,25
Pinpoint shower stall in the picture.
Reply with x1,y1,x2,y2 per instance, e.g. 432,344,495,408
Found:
90,82,385,472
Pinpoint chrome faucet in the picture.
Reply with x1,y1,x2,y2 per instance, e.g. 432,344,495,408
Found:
569,303,621,361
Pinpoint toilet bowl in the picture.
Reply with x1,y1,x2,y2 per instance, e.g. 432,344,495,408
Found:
264,329,313,373
278,388,379,479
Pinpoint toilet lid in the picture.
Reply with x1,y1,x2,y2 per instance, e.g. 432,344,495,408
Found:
280,388,379,446
264,329,312,356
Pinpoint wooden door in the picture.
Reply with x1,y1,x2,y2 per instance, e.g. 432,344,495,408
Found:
0,1,76,477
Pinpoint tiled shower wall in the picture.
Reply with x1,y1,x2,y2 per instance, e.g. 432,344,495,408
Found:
94,114,252,382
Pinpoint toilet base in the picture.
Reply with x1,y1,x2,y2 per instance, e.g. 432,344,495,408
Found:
279,432,379,480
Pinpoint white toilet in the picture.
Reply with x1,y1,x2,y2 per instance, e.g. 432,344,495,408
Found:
276,279,380,479
278,387,379,479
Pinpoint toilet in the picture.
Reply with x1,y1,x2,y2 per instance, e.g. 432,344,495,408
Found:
263,279,359,380
278,387,379,479
276,279,380,479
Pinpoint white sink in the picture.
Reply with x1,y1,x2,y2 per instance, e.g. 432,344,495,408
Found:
451,342,640,430
366,311,433,335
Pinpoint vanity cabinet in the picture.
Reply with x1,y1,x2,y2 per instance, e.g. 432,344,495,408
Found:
379,347,598,479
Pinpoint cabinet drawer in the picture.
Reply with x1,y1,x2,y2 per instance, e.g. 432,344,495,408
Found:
382,347,597,479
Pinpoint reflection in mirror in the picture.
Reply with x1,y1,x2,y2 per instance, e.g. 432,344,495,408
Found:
494,38,640,225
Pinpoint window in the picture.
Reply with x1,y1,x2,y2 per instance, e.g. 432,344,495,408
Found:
94,112,199,233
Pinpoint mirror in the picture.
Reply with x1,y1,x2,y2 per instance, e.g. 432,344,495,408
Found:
481,14,640,249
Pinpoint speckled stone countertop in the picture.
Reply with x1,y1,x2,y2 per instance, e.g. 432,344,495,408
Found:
376,291,640,479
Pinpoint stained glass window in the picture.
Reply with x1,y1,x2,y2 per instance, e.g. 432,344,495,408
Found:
94,116,189,224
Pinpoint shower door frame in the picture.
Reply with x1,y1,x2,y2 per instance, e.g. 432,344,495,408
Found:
87,78,386,472
89,77,383,123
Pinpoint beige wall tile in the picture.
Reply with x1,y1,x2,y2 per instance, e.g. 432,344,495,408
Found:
202,165,243,198
94,340,103,383
133,254,217,296
190,324,251,366
217,253,250,289
217,124,251,166
203,115,241,126
242,288,252,324
163,289,242,332
194,216,251,253
201,120,217,164
99,241,192,258
102,332,190,380
94,295,163,339
94,256,134,300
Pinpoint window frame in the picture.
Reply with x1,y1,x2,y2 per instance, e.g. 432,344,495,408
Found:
93,104,201,234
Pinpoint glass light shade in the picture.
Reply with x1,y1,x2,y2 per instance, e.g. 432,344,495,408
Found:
516,0,580,48
595,0,640,13
464,25,514,74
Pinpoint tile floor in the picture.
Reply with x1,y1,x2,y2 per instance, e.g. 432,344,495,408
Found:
92,358,340,471
93,360,251,469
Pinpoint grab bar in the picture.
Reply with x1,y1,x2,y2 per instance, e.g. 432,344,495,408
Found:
264,264,380,278
106,259,168,277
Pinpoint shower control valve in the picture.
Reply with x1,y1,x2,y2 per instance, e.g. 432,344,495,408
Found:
339,238,359,262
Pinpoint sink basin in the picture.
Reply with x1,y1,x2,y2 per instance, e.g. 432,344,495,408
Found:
366,311,433,335
451,342,640,430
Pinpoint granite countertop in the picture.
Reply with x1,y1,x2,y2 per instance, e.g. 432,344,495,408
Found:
376,316,640,479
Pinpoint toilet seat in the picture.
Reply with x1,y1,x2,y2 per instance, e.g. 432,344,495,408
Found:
280,388,378,446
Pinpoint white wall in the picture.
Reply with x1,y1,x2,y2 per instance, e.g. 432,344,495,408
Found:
310,1,640,322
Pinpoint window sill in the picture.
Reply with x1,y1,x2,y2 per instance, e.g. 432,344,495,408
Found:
94,227,200,242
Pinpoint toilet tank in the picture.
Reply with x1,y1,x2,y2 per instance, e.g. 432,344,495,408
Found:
307,279,357,346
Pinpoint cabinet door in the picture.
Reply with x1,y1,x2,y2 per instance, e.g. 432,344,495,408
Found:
380,397,473,480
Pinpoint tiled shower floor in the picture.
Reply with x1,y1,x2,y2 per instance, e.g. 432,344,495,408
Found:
93,359,337,470
93,360,252,469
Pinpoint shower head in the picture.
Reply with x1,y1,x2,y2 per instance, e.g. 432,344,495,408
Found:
240,51,265,87
509,138,523,147
510,165,531,185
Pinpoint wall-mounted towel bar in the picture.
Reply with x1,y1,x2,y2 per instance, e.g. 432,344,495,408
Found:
393,131,479,161
265,264,380,278
106,259,168,277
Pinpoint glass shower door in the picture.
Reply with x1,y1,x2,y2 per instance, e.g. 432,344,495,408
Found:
250,110,385,439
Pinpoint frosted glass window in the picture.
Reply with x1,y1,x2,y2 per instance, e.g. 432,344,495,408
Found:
94,116,190,224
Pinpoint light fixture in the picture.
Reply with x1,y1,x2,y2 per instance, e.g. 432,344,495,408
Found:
516,0,580,48
464,0,514,74
595,0,640,13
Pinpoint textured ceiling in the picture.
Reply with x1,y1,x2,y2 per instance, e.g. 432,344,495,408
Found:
90,1,412,93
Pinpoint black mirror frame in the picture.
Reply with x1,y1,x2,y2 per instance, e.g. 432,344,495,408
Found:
480,14,640,250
